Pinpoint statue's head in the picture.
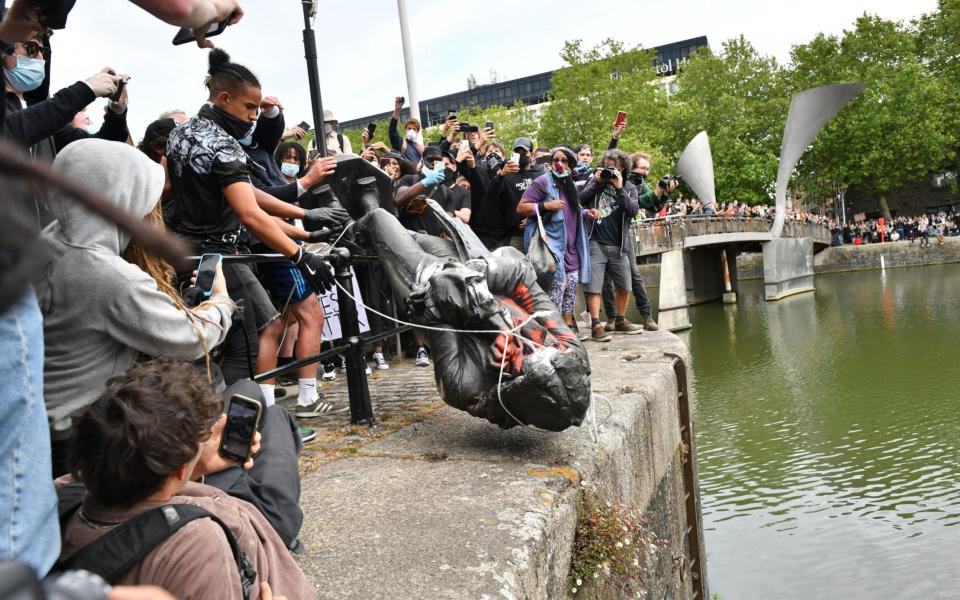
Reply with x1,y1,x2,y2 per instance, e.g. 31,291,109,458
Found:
494,346,591,431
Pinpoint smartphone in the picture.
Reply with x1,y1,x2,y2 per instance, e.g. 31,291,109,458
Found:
485,120,494,130
307,148,319,161
615,111,628,128
510,152,520,164
219,394,262,463
298,120,311,132
195,253,222,298
367,122,377,138
447,109,457,118
111,78,126,103
173,17,232,45
459,139,470,153
398,96,405,105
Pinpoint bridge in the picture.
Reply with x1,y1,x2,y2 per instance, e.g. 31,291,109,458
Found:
628,215,832,330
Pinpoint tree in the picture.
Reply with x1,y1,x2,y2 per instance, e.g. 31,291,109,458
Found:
538,39,671,167
667,36,788,204
788,14,954,216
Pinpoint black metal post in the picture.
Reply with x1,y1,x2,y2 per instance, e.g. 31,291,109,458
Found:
301,0,328,157
331,248,375,426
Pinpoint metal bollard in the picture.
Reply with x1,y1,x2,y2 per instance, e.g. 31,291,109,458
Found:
331,248,376,426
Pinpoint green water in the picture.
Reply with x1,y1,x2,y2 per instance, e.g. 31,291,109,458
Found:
679,264,960,599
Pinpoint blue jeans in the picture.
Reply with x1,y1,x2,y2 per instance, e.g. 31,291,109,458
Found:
0,288,59,576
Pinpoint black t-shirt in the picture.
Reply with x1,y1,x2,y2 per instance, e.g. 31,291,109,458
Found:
164,115,251,246
397,173,449,235
484,170,536,237
443,185,472,214
591,185,625,247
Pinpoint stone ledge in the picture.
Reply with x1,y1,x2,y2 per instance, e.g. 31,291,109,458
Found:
295,331,693,599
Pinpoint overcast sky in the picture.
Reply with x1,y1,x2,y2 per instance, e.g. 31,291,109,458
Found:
44,0,938,139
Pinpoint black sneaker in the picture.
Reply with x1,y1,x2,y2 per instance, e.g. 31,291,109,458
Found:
321,362,337,382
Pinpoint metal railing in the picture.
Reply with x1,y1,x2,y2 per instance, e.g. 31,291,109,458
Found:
631,215,832,256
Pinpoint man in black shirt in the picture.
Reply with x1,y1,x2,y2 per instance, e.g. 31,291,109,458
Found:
477,137,537,251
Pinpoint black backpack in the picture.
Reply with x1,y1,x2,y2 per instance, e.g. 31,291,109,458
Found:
57,484,256,599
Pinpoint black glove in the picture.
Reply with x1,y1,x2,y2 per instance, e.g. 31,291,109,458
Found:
303,206,349,231
307,226,343,243
293,247,335,293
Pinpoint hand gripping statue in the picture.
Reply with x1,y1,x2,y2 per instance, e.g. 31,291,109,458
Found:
307,155,592,431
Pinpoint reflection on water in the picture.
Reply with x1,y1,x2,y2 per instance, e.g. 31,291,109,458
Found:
686,264,960,600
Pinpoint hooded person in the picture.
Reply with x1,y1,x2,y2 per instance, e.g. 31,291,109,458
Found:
35,139,236,476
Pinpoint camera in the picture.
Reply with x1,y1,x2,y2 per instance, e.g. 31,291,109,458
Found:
658,174,681,190
599,167,617,182
458,122,479,134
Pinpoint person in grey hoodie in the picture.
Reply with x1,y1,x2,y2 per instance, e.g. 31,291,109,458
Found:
36,139,235,476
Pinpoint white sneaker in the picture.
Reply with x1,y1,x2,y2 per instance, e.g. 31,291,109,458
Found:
414,347,431,367
373,352,390,370
321,362,336,382
338,355,347,374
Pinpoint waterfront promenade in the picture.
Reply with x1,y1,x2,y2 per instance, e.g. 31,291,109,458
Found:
282,331,704,600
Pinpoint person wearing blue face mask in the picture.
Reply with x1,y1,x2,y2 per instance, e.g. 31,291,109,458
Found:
3,34,131,165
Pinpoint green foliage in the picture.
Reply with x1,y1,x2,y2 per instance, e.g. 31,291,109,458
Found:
789,14,954,198
540,39,671,164
568,494,663,596
668,36,788,204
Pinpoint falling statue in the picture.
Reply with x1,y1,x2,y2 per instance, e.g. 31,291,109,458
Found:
306,156,592,431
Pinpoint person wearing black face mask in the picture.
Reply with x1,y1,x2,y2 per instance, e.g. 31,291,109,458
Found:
165,49,342,386
474,137,537,251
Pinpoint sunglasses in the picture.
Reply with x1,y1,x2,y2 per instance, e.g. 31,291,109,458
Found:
3,41,49,59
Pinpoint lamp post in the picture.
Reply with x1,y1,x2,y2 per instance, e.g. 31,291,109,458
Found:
395,0,420,124
301,0,328,157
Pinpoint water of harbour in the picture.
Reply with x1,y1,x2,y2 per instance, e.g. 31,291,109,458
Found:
681,264,960,599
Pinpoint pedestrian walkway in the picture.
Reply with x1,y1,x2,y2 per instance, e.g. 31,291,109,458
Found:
278,360,442,475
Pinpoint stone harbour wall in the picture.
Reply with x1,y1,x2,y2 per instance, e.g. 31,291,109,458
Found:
294,331,703,599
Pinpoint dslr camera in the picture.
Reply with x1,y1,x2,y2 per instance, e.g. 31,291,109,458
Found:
599,167,618,183
458,122,479,134
658,174,681,190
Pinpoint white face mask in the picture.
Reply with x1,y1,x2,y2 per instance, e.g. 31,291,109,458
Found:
324,123,334,135
405,128,418,142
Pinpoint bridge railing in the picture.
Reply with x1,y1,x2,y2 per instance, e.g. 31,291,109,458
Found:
631,215,831,256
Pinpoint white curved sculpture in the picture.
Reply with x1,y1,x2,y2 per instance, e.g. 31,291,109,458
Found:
675,131,716,207
770,83,865,238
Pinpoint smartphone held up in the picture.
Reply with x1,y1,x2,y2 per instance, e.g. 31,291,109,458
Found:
219,394,262,463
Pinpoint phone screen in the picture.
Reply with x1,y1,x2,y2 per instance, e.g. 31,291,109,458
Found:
485,120,494,130
195,254,221,297
220,396,261,462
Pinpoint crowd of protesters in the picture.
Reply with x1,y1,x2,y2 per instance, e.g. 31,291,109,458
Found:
830,210,959,246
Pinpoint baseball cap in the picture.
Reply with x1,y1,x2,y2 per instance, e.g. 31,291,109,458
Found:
513,137,533,152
